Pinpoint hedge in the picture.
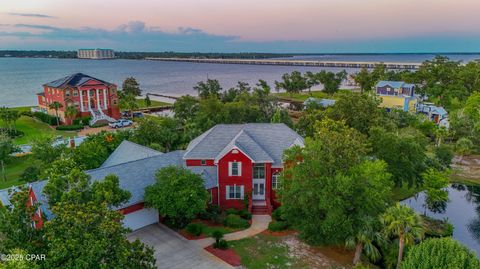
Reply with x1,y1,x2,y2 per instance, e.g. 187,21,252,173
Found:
268,220,289,232
56,125,84,131
223,214,249,229
33,112,59,125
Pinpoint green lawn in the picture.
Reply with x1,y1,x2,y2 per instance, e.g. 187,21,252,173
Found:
135,98,171,109
0,155,33,189
8,116,75,145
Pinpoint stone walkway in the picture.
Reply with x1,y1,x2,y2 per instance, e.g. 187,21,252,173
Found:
195,214,272,248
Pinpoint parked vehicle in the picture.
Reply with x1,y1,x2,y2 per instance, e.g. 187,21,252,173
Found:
109,119,133,128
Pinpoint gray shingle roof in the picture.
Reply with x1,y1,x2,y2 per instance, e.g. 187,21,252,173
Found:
86,150,186,209
376,80,415,90
101,140,163,168
186,166,218,189
43,73,113,89
184,123,304,167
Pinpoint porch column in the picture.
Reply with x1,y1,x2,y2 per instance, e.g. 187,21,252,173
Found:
87,90,91,111
96,89,101,110
79,91,84,112
103,89,108,109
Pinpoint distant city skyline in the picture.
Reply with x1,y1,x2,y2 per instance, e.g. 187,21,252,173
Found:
1,0,480,53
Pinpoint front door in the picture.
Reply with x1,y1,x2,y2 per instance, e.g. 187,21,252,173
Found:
252,179,265,200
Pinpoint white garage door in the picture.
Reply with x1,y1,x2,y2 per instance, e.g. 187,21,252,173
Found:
123,208,159,231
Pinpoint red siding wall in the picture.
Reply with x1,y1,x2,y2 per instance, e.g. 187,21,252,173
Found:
209,187,219,205
119,202,145,215
218,149,253,210
28,188,44,229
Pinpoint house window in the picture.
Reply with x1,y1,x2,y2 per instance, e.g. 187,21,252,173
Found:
201,160,207,166
272,173,281,190
73,90,78,96
66,91,71,97
226,185,244,199
209,190,213,204
229,162,241,176
113,99,117,105
253,163,265,179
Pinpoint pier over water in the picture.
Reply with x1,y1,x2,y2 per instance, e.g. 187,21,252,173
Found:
145,57,421,70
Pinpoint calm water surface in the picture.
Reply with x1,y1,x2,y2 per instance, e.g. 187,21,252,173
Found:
402,184,480,256
1,54,479,107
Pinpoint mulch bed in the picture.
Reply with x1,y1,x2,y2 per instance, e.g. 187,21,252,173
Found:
261,229,297,236
205,245,242,266
178,229,208,240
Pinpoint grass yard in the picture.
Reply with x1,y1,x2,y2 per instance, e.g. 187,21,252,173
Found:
135,98,171,109
0,155,33,189
9,116,76,145
229,233,353,269
273,89,352,102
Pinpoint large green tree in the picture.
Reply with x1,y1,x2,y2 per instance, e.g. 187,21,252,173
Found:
281,119,392,245
145,166,209,228
316,70,347,94
381,203,424,269
274,71,308,96
172,95,199,123
194,79,222,99
401,237,480,269
0,133,19,181
122,77,142,96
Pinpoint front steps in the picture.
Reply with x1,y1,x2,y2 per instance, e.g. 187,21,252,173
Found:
251,200,269,215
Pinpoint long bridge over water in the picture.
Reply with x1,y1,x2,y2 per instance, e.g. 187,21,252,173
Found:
145,57,421,70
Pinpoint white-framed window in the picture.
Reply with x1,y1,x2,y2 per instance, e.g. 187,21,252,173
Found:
253,163,265,179
209,189,213,204
272,173,281,190
201,160,207,166
73,90,78,96
226,185,244,199
228,162,241,176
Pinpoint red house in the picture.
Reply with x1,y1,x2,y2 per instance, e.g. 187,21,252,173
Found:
1,124,304,231
37,73,121,125
183,123,304,214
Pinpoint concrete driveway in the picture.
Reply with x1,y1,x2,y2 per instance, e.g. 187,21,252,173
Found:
127,224,233,269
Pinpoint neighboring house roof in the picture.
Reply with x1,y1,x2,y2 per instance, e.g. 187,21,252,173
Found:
0,188,12,207
43,73,113,88
303,97,336,107
86,150,186,209
417,103,448,116
376,80,415,90
101,140,163,168
184,123,304,167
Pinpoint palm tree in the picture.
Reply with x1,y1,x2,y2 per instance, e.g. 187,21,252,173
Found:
65,105,78,125
346,216,385,265
49,101,63,126
118,91,138,119
381,203,424,269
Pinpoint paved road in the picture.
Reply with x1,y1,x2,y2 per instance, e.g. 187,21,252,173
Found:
127,224,232,269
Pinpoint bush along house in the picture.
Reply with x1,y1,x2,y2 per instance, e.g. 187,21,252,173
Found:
36,73,121,125
0,123,303,231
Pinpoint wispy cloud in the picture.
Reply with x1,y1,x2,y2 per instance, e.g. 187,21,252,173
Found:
8,12,57,19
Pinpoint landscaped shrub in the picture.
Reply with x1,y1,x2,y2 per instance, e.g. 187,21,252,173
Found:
223,214,249,229
214,239,228,250
238,209,252,220
20,111,33,117
56,125,83,131
225,208,239,215
73,116,91,126
212,230,228,249
33,112,59,125
20,165,41,183
271,207,285,221
268,220,289,232
0,128,24,138
199,205,222,223
186,223,204,236
90,122,108,128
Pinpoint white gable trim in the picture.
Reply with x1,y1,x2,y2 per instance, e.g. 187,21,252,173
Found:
214,145,254,164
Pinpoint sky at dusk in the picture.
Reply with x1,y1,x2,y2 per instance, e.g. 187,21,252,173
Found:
1,0,479,53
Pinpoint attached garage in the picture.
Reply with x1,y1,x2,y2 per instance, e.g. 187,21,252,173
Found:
123,208,159,231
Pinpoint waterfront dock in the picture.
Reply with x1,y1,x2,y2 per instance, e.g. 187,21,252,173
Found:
145,57,421,70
